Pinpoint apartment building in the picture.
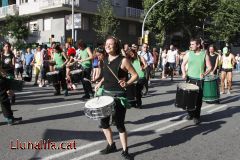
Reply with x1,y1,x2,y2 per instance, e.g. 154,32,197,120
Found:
0,0,144,46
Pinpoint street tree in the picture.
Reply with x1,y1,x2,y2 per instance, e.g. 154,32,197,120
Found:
93,0,119,42
206,0,240,43
143,0,219,47
0,14,30,49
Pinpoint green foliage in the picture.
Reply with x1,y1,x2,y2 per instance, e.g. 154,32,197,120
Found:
143,0,239,46
0,14,30,49
93,0,119,42
207,0,240,42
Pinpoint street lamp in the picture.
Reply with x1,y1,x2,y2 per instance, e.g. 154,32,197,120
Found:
141,0,164,38
72,0,74,43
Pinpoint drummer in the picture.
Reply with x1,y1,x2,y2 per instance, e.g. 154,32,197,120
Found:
181,38,212,125
126,48,147,108
76,40,94,99
52,44,69,96
95,36,138,160
208,45,219,75
0,42,22,125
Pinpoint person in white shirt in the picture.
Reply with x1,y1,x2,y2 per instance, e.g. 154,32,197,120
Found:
235,54,240,72
161,48,168,79
167,44,178,81
138,43,153,95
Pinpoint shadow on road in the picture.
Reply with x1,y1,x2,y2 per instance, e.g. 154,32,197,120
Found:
19,111,84,125
130,106,240,157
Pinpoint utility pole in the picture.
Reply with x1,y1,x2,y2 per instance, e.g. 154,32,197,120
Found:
141,0,164,38
72,0,74,43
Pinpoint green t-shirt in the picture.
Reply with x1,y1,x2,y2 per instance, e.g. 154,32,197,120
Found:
132,58,145,78
79,48,91,69
54,52,65,68
187,50,206,79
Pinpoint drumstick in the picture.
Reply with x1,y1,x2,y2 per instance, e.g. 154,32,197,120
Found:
106,65,127,91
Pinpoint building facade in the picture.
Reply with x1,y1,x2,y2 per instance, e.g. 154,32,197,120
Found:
0,0,144,46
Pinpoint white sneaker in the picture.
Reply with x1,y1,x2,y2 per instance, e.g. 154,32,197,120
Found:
220,92,224,95
227,90,231,94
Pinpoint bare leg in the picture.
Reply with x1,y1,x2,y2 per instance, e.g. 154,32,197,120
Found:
102,128,114,145
221,71,226,93
119,132,128,151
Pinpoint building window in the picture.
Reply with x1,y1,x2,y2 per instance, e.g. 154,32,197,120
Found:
128,24,136,35
20,0,28,4
81,16,89,31
128,0,143,9
44,18,52,31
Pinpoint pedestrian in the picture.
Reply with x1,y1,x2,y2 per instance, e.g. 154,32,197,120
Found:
15,51,24,80
181,38,212,125
138,43,153,94
220,46,236,94
167,44,178,81
23,47,34,80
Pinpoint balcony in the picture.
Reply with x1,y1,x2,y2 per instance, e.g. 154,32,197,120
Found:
39,0,80,10
0,4,19,19
126,7,144,19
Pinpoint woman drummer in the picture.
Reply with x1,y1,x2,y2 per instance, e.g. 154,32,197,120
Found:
126,48,147,108
95,36,138,160
52,44,69,96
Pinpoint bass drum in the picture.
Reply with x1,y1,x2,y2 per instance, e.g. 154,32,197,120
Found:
175,83,199,111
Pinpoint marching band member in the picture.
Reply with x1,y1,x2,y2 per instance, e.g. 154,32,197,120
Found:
181,38,212,125
0,42,22,125
95,36,138,160
52,44,69,96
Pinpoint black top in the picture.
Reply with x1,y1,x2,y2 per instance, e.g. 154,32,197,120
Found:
209,54,218,74
0,52,15,75
103,55,128,91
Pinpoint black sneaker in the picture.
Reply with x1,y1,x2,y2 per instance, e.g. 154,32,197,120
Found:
193,118,201,125
11,94,16,104
6,117,22,125
185,115,193,120
100,142,117,155
54,91,61,96
80,94,90,100
121,149,133,160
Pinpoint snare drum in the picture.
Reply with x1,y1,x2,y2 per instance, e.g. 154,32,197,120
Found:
70,69,83,83
84,96,115,120
175,83,199,111
46,71,59,84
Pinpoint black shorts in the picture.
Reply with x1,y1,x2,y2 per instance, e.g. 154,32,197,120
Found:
15,67,23,75
222,68,232,73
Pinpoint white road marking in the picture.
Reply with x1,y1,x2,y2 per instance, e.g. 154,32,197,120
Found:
38,102,85,110
41,104,217,160
155,120,188,132
220,95,240,104
207,105,228,113
70,150,101,160
42,141,104,160
15,91,33,95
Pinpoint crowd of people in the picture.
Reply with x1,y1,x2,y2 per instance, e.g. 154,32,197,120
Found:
0,37,239,160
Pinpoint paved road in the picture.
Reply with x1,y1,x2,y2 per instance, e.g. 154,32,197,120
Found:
1,72,240,160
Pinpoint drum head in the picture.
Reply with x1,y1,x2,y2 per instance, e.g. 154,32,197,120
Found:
70,69,82,74
47,71,59,75
85,96,114,109
178,83,199,91
204,75,218,81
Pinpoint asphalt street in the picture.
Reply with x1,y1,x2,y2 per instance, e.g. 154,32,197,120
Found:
0,72,240,160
